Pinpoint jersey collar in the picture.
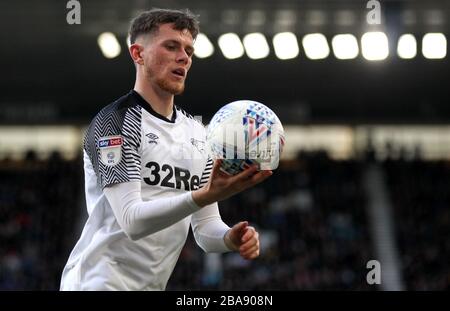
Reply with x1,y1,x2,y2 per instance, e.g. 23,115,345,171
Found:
131,90,177,123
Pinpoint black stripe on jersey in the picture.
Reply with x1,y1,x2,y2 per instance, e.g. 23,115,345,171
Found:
84,92,142,189
199,157,213,188
175,105,204,127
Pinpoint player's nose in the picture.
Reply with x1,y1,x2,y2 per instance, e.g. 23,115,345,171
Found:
176,50,189,65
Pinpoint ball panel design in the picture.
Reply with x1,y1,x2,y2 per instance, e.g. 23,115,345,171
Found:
207,100,285,175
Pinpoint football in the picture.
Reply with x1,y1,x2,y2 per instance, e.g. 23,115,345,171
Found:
206,100,285,175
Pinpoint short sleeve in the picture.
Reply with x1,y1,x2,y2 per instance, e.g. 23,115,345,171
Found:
199,157,213,188
84,103,142,189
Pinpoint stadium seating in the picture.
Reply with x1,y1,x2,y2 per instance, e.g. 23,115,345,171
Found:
1,150,448,290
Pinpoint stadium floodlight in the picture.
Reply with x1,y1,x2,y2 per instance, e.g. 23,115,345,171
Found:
194,33,214,58
331,34,359,60
361,32,389,61
273,32,299,60
422,33,447,59
218,33,245,59
243,33,270,59
302,33,330,60
97,32,121,59
397,34,417,59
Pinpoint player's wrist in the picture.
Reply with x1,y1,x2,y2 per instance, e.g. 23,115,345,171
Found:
223,229,239,251
191,187,213,207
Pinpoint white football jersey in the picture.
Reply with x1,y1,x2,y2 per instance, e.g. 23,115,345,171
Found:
60,90,215,290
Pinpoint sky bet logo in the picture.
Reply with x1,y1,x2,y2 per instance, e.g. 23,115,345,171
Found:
98,137,123,148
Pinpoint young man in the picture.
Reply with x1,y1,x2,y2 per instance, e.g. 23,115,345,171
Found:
60,8,272,290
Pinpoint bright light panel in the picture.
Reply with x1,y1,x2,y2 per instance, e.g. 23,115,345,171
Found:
97,32,121,59
218,33,244,59
302,33,330,60
422,33,447,59
361,32,389,61
194,33,214,58
331,34,359,59
243,33,270,59
397,34,417,59
273,32,299,60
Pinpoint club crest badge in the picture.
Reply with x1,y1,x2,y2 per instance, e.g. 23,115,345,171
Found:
190,138,206,155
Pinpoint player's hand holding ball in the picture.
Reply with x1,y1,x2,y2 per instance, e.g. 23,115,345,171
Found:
192,100,285,207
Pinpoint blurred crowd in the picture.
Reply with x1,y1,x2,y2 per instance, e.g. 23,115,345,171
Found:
0,151,83,290
384,159,450,290
0,150,448,290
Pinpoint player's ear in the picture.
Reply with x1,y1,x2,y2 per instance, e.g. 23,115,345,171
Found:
129,43,144,65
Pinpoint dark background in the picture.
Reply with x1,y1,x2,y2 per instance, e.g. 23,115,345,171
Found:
1,0,449,125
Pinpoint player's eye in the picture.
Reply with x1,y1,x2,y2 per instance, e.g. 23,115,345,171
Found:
186,49,194,57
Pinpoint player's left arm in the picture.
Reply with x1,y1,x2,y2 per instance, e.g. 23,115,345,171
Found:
190,155,233,253
191,207,260,259
190,128,261,259
190,203,230,253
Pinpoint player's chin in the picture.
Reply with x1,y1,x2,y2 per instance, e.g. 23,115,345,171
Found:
159,79,185,95
168,83,185,95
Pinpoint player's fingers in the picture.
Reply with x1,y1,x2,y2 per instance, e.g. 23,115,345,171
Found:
238,171,272,192
241,244,259,258
231,164,259,183
211,159,223,177
248,170,272,186
233,221,248,235
240,231,259,252
242,248,260,260
248,249,260,259
240,239,259,252
240,239,258,253
226,221,248,249
241,226,257,243
232,170,271,193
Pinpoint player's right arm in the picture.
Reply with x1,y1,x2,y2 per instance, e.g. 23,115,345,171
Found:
104,181,199,240
103,161,271,241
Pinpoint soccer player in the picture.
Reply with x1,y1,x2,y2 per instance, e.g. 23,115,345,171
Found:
60,8,272,290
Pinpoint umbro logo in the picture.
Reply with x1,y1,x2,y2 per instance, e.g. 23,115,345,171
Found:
146,133,159,144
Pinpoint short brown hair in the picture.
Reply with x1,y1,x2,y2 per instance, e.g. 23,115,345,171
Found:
129,8,200,44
